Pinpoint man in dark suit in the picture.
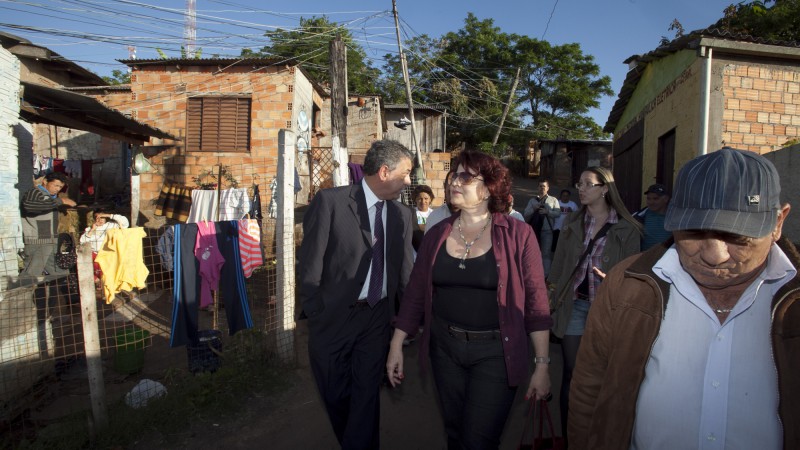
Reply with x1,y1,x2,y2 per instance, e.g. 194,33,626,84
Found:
299,140,415,449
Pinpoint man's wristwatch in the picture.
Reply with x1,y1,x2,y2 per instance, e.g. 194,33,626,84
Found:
534,357,551,364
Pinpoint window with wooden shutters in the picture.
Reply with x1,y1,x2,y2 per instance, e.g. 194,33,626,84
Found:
186,97,251,152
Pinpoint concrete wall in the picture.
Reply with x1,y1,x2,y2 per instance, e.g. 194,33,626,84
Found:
0,47,23,277
763,143,800,242
613,50,704,191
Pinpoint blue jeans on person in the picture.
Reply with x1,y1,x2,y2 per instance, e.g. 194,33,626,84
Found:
430,317,517,449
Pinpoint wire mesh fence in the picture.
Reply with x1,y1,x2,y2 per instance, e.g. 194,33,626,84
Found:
0,158,295,446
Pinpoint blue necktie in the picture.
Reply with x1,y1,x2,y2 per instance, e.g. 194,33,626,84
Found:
366,201,385,307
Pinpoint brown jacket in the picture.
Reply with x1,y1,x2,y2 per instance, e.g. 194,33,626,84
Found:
569,237,800,449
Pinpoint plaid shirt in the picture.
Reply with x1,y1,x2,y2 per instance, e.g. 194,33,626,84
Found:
571,209,619,302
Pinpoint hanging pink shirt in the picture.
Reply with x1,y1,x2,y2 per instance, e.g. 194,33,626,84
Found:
194,221,225,308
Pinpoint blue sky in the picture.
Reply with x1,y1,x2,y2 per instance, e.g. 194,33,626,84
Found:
1,0,736,129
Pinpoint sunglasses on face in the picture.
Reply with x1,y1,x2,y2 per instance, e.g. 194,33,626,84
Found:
450,171,484,185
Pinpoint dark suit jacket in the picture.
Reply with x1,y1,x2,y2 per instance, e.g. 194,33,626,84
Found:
299,183,414,334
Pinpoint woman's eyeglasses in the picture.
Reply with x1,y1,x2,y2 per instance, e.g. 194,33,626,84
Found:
450,171,484,185
575,182,604,190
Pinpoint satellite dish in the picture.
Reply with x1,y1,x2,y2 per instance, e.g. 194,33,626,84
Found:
133,151,154,174
296,137,308,153
297,110,309,132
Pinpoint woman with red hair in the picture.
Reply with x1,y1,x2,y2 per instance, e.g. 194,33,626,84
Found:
387,151,553,448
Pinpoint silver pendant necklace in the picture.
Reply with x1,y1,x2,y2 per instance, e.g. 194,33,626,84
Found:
456,216,490,269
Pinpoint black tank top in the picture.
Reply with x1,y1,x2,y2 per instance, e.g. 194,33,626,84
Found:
431,244,500,330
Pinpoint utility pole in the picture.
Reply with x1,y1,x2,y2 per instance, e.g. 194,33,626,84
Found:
492,67,521,151
330,35,349,187
392,0,425,183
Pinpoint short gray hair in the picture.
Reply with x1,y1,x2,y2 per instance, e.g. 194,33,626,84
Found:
363,140,414,175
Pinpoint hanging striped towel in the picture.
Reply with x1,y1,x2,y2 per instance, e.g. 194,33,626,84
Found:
237,219,263,278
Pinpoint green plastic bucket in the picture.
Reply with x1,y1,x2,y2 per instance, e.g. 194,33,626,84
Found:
114,328,150,374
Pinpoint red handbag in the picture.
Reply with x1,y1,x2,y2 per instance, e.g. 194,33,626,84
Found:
518,399,565,450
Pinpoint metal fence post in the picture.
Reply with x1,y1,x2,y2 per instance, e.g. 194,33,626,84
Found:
276,129,296,363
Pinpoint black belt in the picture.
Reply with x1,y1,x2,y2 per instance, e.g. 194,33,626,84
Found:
575,292,591,300
351,297,388,308
447,325,501,342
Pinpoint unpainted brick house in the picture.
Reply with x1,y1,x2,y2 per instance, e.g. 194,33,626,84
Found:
92,58,327,227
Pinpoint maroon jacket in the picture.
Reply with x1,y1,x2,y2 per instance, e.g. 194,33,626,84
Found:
394,212,553,386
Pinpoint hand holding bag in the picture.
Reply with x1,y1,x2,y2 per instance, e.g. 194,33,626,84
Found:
518,399,565,450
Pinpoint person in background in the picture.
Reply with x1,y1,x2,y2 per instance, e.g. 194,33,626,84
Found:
548,166,641,439
413,184,434,232
507,194,525,221
80,209,130,285
569,148,799,449
425,171,458,233
20,172,76,281
387,151,552,449
299,140,415,449
633,183,672,250
523,180,561,276
553,189,578,252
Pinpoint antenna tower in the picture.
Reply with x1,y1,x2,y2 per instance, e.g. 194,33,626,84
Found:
184,0,197,55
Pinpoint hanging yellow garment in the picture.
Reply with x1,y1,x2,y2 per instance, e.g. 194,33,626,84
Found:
95,227,149,304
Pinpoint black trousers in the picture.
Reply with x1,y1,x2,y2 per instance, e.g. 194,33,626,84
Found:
430,317,518,450
308,298,391,450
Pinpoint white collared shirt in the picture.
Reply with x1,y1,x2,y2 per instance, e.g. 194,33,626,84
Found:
357,179,387,300
631,244,795,450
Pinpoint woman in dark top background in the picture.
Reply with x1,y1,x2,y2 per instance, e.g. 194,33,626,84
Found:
387,151,552,449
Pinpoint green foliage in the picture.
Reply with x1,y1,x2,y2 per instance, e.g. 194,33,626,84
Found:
102,69,131,85
713,0,800,41
380,13,612,149
246,16,380,94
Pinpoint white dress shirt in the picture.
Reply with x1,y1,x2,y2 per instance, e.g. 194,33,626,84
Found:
632,245,795,450
357,179,387,301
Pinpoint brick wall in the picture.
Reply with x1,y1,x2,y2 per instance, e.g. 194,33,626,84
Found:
722,64,800,154
318,95,382,155
419,152,452,208
124,63,300,226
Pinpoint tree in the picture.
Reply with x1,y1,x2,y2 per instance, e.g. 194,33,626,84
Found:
380,13,612,151
245,16,380,94
713,0,800,41
102,69,131,85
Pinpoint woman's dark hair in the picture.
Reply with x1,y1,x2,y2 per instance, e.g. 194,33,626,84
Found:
452,151,511,214
412,184,434,202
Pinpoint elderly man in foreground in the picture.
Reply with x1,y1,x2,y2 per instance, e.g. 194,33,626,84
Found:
569,147,799,449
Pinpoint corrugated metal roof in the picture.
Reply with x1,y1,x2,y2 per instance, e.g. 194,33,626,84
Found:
0,31,106,86
384,103,446,112
604,28,800,133
20,81,177,143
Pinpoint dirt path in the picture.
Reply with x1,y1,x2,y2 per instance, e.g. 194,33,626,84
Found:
149,174,566,449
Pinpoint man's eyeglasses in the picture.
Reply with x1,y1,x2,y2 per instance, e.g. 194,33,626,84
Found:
575,182,604,190
450,171,484,185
